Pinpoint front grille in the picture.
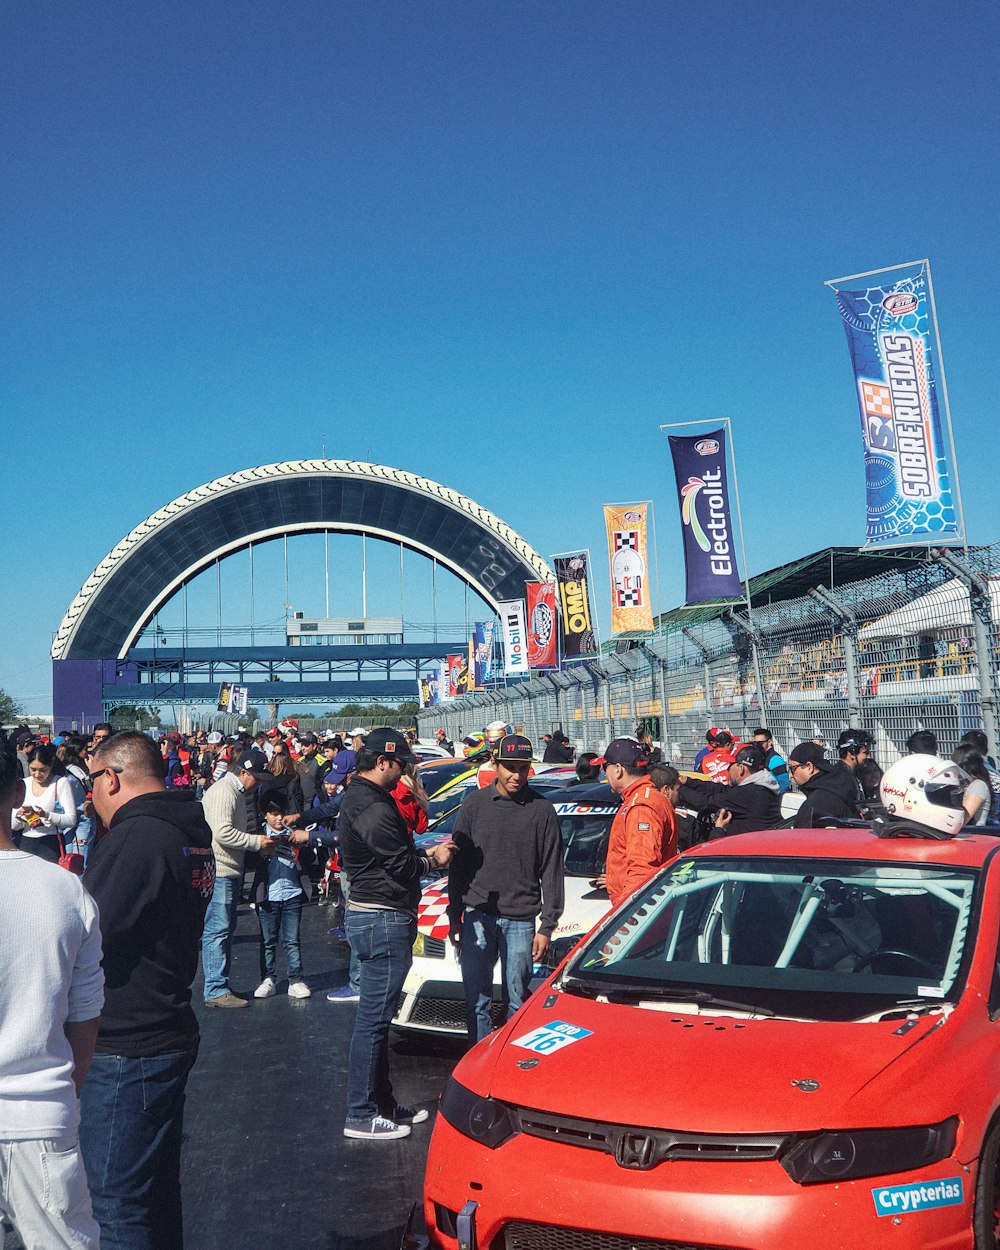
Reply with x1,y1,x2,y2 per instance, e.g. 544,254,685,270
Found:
408,994,506,1032
517,1107,787,1169
498,1222,739,1250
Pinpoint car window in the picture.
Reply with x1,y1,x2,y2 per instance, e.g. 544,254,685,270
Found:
559,814,613,877
564,856,979,1021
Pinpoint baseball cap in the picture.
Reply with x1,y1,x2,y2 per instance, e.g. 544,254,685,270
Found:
592,737,651,769
206,731,224,745
234,748,272,781
13,729,34,746
365,727,417,764
707,727,734,746
733,743,766,771
299,732,318,746
348,726,366,738
497,734,533,763
788,742,831,772
266,727,281,738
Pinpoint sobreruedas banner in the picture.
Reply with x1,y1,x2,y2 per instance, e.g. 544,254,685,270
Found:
473,620,497,687
830,263,961,545
603,504,653,634
668,429,743,604
526,582,557,668
498,599,530,675
554,553,597,659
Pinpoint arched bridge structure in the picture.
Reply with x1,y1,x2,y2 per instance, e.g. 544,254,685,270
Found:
52,461,552,730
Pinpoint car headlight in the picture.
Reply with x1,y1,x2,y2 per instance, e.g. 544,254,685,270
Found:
781,1118,957,1185
439,1077,519,1149
412,931,425,958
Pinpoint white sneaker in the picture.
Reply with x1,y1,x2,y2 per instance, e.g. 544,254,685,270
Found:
253,977,276,999
288,980,311,999
343,1115,411,1140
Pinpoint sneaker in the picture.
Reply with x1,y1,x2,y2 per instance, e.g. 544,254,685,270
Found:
391,1103,429,1125
327,926,347,940
253,977,276,999
326,985,360,1003
343,1115,411,1141
205,991,249,1009
288,980,311,999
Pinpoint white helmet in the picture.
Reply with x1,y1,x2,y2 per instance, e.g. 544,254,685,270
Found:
484,720,512,749
879,753,970,837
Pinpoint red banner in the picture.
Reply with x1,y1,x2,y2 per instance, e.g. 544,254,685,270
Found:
526,582,557,668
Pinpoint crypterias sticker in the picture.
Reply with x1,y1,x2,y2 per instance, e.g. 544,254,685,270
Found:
511,1021,593,1055
829,262,962,546
872,1177,964,1217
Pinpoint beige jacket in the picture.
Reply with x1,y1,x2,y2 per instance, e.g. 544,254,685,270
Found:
201,773,266,879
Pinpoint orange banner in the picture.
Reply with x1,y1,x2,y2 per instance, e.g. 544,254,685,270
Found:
603,503,653,634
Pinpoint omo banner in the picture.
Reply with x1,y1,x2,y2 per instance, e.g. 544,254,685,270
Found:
498,598,530,675
603,503,653,634
526,582,557,668
419,670,439,708
829,262,962,545
473,620,497,687
668,429,743,604
216,682,232,712
554,553,597,659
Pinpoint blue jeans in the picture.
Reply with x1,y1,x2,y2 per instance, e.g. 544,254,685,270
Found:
201,874,240,1001
79,1043,197,1250
257,897,304,981
344,907,415,1125
341,871,360,992
460,909,536,1046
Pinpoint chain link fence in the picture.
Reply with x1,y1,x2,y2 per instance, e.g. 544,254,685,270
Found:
417,544,1000,770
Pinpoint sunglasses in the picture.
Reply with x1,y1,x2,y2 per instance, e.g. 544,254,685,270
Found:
88,765,123,786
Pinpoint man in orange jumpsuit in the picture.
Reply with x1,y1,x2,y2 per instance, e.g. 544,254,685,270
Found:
595,738,677,908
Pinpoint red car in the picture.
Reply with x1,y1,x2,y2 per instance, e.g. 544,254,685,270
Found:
422,823,1000,1249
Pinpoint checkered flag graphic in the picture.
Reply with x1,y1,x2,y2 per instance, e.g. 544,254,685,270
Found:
614,530,639,552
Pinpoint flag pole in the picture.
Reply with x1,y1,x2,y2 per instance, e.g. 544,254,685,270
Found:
924,258,968,552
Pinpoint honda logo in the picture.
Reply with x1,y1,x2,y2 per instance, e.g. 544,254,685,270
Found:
614,1131,656,1170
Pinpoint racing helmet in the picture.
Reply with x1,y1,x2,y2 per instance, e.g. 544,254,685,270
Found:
879,753,970,836
462,733,489,763
484,720,513,750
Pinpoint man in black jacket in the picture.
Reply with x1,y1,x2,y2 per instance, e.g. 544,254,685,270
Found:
80,731,216,1250
677,743,782,838
789,741,861,827
340,728,455,1141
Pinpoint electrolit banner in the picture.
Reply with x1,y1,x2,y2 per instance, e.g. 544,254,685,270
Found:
526,582,558,668
473,620,497,687
603,503,653,634
498,598,530,675
830,263,962,545
554,553,597,659
668,428,744,604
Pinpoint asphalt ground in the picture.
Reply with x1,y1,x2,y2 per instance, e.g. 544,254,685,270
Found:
3,898,464,1250
183,897,464,1249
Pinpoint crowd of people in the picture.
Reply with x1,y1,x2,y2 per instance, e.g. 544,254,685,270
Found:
3,711,998,1245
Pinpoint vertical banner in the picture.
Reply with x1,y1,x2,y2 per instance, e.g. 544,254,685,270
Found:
216,682,232,713
498,599,530,675
473,620,497,688
603,503,654,634
419,671,440,708
445,654,464,699
437,659,451,702
554,552,597,659
668,428,744,604
526,582,558,668
230,685,249,716
467,639,477,691
828,261,962,545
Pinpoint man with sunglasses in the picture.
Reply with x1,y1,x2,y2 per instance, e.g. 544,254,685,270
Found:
81,731,216,1250
788,741,861,828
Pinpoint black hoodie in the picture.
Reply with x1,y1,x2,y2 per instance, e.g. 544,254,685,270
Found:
84,789,215,1056
792,770,860,828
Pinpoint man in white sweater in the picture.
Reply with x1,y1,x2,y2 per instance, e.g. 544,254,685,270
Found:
200,747,277,1007
0,745,104,1248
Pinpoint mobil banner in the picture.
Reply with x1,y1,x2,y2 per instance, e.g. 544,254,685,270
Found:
473,620,497,687
526,582,557,668
437,659,451,703
418,670,440,708
668,428,743,604
830,262,962,545
603,503,653,634
498,598,530,675
554,552,597,659
467,639,476,691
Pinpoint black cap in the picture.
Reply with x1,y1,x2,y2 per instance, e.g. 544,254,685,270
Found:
497,734,533,763
365,727,417,765
788,742,832,772
299,732,318,745
235,748,272,781
592,737,651,769
734,743,766,771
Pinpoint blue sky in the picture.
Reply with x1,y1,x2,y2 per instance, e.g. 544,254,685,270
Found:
3,1,998,713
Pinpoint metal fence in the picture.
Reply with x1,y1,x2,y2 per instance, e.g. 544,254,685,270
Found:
416,543,1000,770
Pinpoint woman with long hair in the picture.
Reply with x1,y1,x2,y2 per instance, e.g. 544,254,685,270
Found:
11,744,79,863
953,743,991,826
392,762,429,837
259,747,304,814
56,739,95,865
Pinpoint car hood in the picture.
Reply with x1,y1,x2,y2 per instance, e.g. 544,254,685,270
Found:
476,990,959,1133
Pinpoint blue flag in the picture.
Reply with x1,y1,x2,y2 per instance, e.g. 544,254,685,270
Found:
668,428,743,604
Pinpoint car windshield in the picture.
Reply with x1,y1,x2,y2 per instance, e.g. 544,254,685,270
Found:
555,808,616,877
419,761,471,797
562,856,979,1021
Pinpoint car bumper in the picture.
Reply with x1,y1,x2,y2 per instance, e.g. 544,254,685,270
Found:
423,1114,974,1249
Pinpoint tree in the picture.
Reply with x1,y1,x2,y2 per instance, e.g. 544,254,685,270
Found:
108,703,161,731
0,688,24,725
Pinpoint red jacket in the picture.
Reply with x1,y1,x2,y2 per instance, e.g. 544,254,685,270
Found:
605,777,677,909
